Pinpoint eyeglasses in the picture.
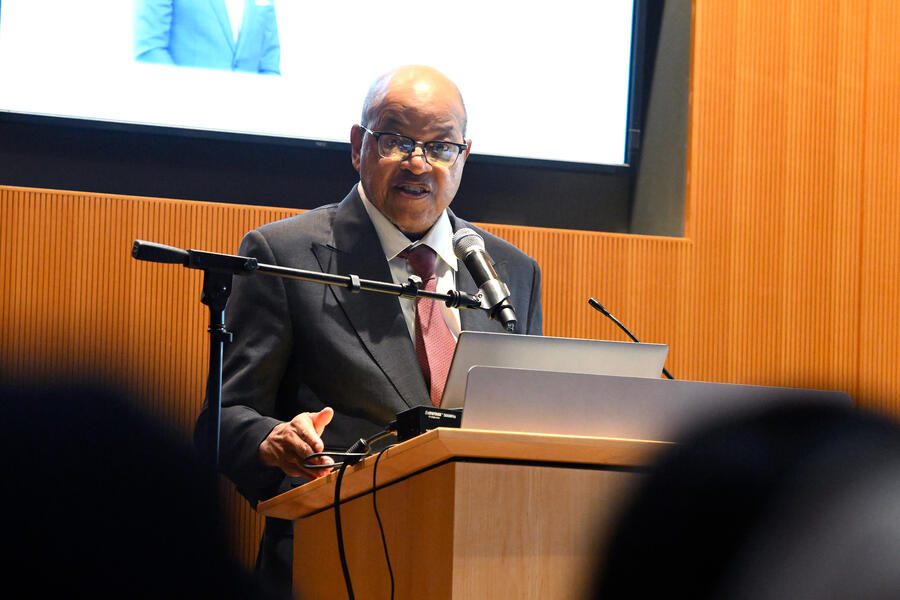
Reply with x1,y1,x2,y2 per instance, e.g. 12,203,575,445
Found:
360,126,467,168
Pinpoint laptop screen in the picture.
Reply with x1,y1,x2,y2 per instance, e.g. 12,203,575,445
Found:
440,331,668,409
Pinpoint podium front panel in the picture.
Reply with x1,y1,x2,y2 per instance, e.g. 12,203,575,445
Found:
291,458,643,599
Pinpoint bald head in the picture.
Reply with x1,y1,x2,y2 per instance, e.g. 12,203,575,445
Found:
350,65,472,236
360,65,467,136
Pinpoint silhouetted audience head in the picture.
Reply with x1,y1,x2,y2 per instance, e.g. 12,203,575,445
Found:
593,399,900,599
1,380,285,599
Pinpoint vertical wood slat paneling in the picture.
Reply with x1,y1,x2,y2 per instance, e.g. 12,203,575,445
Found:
2,0,899,574
0,188,297,570
683,0,864,392
860,0,900,412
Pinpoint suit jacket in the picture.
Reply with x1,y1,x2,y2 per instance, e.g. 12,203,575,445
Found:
195,187,542,591
198,186,542,502
135,0,280,74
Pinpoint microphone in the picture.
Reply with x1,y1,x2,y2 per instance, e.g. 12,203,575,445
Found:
132,240,189,265
453,228,517,332
588,297,675,379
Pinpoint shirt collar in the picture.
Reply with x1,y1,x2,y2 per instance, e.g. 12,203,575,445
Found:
358,182,457,271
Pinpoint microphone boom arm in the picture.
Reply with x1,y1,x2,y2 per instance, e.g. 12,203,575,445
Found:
132,240,484,309
132,239,492,467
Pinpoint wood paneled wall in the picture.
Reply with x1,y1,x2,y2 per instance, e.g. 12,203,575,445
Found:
2,0,898,571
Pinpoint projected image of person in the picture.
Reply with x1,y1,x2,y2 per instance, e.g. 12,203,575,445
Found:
194,65,543,594
134,0,280,75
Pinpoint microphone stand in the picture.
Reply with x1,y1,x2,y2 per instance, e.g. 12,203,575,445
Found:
131,240,485,467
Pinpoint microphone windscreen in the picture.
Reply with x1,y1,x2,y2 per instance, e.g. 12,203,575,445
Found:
452,228,485,260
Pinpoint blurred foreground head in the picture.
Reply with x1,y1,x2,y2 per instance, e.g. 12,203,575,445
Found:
593,399,900,599
1,380,283,599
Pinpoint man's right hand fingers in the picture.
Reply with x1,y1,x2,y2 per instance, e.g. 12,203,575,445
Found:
283,453,334,479
287,412,327,453
259,409,337,477
312,407,334,434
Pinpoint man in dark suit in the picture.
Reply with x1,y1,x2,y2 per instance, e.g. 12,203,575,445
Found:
134,0,280,75
196,65,542,594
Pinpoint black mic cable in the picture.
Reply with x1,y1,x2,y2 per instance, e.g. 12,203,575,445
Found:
303,428,396,470
372,445,396,600
588,298,675,380
333,459,355,600
305,428,396,600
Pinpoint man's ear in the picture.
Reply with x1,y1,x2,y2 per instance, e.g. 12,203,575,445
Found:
457,139,473,168
350,125,363,172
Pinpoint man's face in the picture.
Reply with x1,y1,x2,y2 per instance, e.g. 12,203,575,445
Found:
351,74,470,237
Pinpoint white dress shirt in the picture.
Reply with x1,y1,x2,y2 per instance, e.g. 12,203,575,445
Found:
358,183,462,342
224,0,245,42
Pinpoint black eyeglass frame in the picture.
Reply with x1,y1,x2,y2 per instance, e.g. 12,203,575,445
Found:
359,126,468,167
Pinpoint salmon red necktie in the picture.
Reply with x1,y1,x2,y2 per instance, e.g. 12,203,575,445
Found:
400,245,457,406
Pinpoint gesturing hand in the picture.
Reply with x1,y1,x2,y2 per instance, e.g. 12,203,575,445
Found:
258,407,335,479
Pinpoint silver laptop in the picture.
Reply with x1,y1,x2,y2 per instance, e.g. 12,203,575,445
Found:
439,331,669,409
459,367,852,439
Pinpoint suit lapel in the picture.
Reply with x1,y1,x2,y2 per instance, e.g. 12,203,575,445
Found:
210,0,236,51
312,190,428,408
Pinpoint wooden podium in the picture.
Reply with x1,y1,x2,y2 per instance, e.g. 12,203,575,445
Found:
258,428,668,599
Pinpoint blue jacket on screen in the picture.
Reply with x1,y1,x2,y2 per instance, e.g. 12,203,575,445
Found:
134,0,280,75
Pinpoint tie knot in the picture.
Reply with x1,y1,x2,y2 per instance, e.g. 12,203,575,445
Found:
400,245,437,279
